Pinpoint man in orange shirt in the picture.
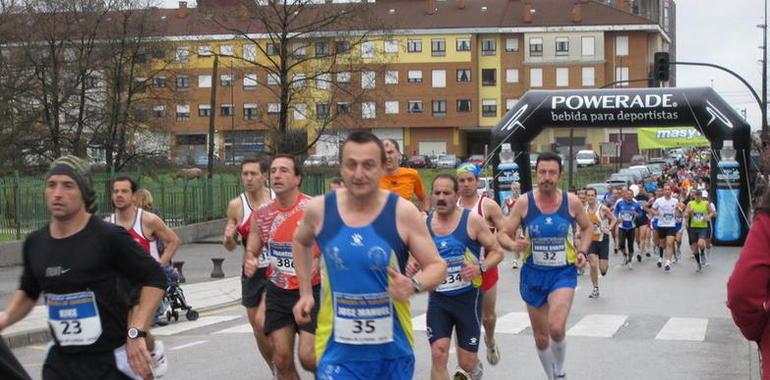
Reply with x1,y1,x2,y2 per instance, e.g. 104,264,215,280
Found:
380,138,430,212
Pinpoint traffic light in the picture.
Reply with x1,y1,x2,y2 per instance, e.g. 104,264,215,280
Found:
654,52,670,82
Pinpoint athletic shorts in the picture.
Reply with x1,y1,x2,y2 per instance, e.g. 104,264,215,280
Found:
652,220,658,230
617,228,636,253
688,227,710,245
264,282,320,336
588,239,609,260
675,223,683,233
519,264,577,308
317,355,415,380
656,226,677,238
43,345,130,380
241,267,268,308
480,267,499,292
426,289,483,352
635,216,650,227
707,222,713,239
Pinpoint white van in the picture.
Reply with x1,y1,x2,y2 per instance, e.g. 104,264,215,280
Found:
575,150,598,167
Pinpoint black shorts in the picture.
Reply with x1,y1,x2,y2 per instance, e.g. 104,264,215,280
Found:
426,289,483,352
707,222,713,239
656,226,677,238
264,282,320,336
241,267,268,308
617,228,636,252
688,227,710,245
588,239,610,260
43,345,130,380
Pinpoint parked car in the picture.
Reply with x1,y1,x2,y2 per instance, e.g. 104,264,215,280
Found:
466,154,485,166
405,155,432,168
436,154,460,169
607,173,634,186
630,154,647,165
628,165,651,178
477,176,493,198
194,155,222,166
575,150,598,167
585,182,610,196
617,169,643,183
303,154,326,167
646,162,665,177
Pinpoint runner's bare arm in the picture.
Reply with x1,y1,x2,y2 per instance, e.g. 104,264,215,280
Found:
0,291,36,331
223,198,241,251
570,194,593,255
293,196,324,299
470,213,503,269
145,213,181,266
501,195,529,251
397,199,446,293
604,206,618,231
244,212,264,277
484,199,516,251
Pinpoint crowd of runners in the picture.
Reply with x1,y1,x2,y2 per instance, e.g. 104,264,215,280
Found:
0,133,719,380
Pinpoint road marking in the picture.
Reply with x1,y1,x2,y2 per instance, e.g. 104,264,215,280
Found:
153,316,241,336
171,340,208,351
567,314,628,338
215,323,254,334
412,313,427,331
655,317,708,341
491,312,530,334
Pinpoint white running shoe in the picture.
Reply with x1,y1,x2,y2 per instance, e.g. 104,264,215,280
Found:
151,340,169,378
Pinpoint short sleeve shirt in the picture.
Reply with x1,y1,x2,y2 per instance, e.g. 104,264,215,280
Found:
380,167,425,201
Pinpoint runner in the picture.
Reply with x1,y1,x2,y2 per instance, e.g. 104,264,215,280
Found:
704,191,717,264
634,187,652,258
673,190,687,262
223,157,274,372
651,184,680,272
380,138,430,212
245,154,322,380
0,155,167,380
426,174,503,380
502,182,523,269
456,162,515,366
502,152,592,380
685,190,716,272
584,188,617,298
614,187,644,269
292,131,447,380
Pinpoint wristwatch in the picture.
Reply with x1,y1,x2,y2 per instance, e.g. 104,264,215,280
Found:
411,277,424,294
127,327,147,339
479,262,488,273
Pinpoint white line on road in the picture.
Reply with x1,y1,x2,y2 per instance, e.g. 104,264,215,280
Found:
171,340,208,351
567,314,628,338
491,312,531,334
655,317,708,341
153,316,241,336
412,313,427,331
215,323,254,334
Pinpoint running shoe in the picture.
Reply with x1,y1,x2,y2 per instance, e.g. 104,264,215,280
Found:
511,259,519,269
657,258,662,268
151,340,168,378
645,252,651,257
453,368,470,380
696,261,702,273
627,261,633,270
486,343,500,365
636,254,642,263
664,263,671,272
589,287,600,298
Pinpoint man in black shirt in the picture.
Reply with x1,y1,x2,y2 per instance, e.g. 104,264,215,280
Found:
0,155,167,380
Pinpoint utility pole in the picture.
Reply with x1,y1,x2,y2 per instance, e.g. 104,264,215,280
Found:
762,0,768,134
207,55,218,219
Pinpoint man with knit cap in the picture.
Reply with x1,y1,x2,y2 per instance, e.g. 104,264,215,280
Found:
0,155,167,380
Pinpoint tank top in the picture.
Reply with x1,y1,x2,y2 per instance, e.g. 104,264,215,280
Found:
109,208,160,262
315,192,413,364
426,209,482,296
521,191,577,269
458,194,495,233
585,204,604,242
688,200,710,228
239,192,270,268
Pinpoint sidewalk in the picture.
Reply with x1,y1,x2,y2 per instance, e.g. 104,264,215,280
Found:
2,276,242,349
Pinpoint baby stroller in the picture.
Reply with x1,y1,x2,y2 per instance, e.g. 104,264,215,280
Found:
159,266,199,323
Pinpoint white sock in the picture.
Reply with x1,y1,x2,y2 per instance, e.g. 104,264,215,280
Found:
551,339,567,376
537,347,556,379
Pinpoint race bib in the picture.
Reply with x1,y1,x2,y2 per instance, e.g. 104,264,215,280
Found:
436,260,470,293
333,292,393,345
661,212,675,225
592,223,602,235
693,212,705,222
621,212,634,222
270,242,295,276
531,238,568,266
47,291,102,346
258,247,271,268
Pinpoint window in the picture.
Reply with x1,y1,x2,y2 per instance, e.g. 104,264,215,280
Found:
530,68,543,87
152,105,166,118
529,37,543,56
243,74,257,90
134,77,147,93
385,101,399,114
457,69,471,82
408,100,423,113
267,103,281,114
267,73,280,85
135,48,147,63
505,38,519,52
335,41,350,54
581,36,595,56
220,74,233,87
616,36,629,56
555,37,569,56
482,99,497,117
315,41,329,57
337,71,351,83
457,99,471,112
316,103,330,119
505,69,519,83
293,73,306,89
220,44,234,56
615,66,629,86
198,75,212,88
384,40,399,54
431,39,446,56
456,38,470,51
294,104,307,120
198,45,212,57
176,105,190,121
316,73,330,90
482,69,496,86
243,104,258,121
266,43,280,56
407,39,422,53
506,99,518,112
385,70,399,84
336,102,351,114
361,71,375,89
432,100,447,116
152,47,166,59
407,70,423,83
481,39,496,55
221,104,234,116
432,70,446,88
361,41,374,58
581,67,595,86
176,75,190,90
291,42,307,58
362,102,376,119
556,68,569,87
198,104,211,117
244,44,257,61
154,76,167,88
175,46,189,63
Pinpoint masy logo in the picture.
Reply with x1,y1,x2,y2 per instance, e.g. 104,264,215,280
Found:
351,233,364,247
500,104,529,131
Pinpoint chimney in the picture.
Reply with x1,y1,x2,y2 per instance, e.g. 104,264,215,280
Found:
177,1,189,19
523,1,533,23
426,0,436,15
571,3,582,23
456,0,465,10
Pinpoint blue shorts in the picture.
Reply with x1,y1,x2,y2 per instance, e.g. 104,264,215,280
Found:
675,223,683,232
520,264,577,308
426,289,483,352
317,356,414,380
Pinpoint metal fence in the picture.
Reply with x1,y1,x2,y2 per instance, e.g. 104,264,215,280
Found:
0,171,325,241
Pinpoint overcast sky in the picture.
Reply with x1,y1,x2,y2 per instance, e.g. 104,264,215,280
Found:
160,0,769,130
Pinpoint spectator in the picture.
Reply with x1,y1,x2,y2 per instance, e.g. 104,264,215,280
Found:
134,188,162,218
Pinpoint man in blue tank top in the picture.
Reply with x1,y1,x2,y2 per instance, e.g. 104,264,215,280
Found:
292,131,447,380
502,152,593,380
426,174,503,380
